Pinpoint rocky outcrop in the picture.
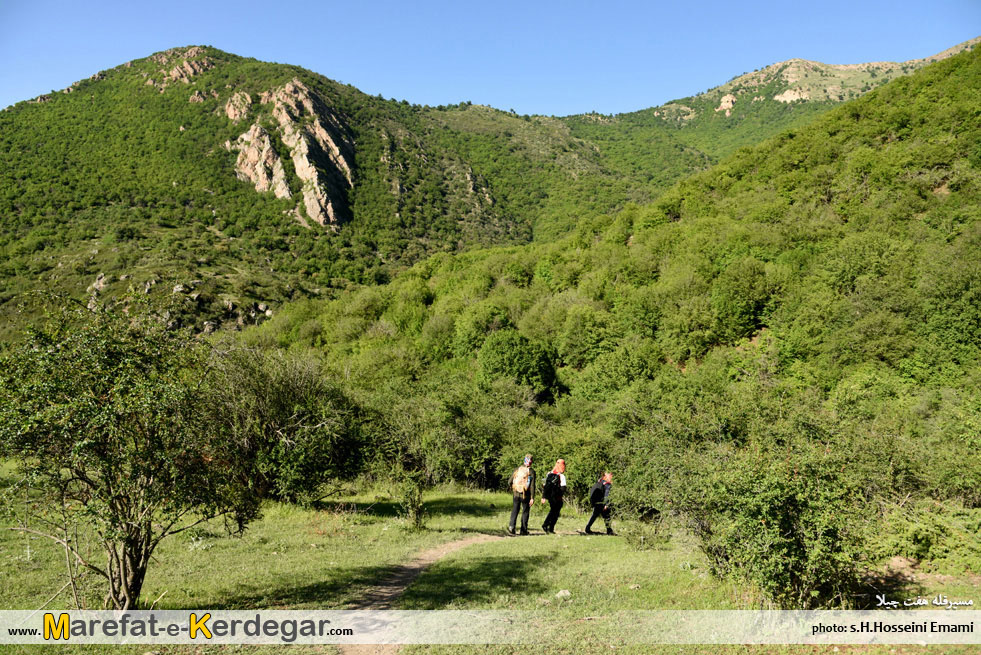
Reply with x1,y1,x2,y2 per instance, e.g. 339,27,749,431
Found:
232,124,292,199
229,78,354,228
87,272,108,293
189,90,206,103
167,58,214,84
715,93,736,117
267,79,354,227
773,88,809,103
145,47,216,92
225,92,252,122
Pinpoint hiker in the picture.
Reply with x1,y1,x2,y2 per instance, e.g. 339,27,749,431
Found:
540,458,567,534
507,454,536,535
584,471,614,535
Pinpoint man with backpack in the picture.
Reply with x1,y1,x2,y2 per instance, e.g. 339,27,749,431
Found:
540,458,567,534
584,471,614,535
507,454,536,535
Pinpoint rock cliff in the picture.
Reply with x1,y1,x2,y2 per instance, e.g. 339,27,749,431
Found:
232,124,291,199
231,78,355,228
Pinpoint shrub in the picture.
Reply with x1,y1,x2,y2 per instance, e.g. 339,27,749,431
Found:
672,446,867,608
477,329,556,398
397,471,427,530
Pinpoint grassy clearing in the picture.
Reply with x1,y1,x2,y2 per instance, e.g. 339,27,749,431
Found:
1,480,978,654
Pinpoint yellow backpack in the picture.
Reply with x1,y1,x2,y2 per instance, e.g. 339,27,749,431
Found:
512,465,531,494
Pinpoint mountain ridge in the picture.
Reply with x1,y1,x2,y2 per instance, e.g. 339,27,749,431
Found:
605,36,979,160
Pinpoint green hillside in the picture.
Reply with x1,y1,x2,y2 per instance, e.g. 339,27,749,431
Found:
0,46,710,335
580,36,981,162
5,40,972,336
240,46,981,605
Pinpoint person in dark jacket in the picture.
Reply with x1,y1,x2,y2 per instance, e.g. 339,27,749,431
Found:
584,471,614,535
540,459,567,534
507,454,536,535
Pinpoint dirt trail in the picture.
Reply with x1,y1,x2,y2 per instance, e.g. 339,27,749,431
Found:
337,532,504,655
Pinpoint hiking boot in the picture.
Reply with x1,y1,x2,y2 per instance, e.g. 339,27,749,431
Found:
507,526,515,535
519,530,529,536
584,528,596,535
606,529,615,536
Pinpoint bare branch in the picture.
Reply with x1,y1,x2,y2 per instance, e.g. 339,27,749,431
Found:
6,527,109,580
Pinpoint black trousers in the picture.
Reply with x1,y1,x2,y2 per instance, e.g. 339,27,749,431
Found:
585,504,612,532
509,495,531,533
542,498,562,532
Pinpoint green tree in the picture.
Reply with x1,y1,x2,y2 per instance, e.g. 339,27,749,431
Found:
477,329,556,399
0,297,263,609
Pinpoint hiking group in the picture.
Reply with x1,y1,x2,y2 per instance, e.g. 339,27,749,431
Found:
507,454,614,536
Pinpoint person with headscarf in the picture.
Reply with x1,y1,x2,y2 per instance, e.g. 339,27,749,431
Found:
584,471,614,535
507,454,536,535
540,458,567,534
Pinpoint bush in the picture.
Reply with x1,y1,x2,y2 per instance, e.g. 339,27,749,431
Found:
477,329,556,398
453,302,512,356
672,445,867,608
397,471,427,530
201,346,362,503
870,500,981,574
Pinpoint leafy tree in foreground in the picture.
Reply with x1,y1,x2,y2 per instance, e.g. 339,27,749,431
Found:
0,296,263,609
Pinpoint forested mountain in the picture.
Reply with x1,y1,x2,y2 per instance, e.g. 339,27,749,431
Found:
241,45,981,605
2,40,971,336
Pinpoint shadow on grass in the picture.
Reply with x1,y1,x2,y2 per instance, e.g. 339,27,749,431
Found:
318,495,508,520
399,553,554,609
854,566,926,610
209,563,399,610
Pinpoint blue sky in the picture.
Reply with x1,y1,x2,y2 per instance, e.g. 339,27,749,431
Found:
1,1,978,114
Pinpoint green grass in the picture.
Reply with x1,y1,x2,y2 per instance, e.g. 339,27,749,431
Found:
2,483,979,654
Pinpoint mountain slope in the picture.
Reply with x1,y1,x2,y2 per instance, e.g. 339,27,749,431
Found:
1,39,976,335
586,36,981,161
240,45,981,605
251,42,981,504
0,46,710,333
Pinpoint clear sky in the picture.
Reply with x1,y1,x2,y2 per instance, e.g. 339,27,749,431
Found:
1,1,978,115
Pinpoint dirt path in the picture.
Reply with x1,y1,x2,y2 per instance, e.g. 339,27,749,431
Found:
337,532,505,655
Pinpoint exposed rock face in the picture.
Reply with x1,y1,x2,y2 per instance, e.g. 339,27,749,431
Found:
168,58,214,83
229,78,355,228
225,92,252,122
232,124,291,199
189,90,206,103
715,93,736,117
267,79,354,227
773,88,809,103
715,94,736,112
145,47,216,92
87,272,108,293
